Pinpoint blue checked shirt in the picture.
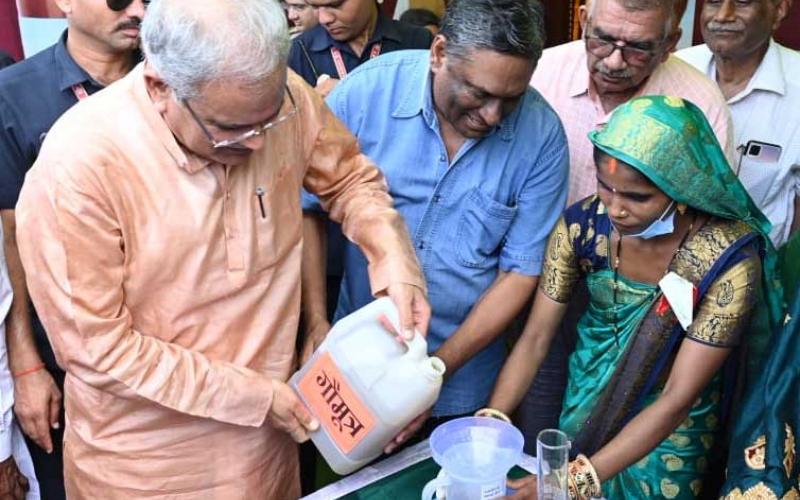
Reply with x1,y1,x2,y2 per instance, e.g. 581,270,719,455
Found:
305,50,569,416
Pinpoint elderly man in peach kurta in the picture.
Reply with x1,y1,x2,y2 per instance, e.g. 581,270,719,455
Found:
14,0,428,498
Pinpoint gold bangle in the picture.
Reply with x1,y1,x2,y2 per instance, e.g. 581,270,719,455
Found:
568,454,602,499
581,454,602,498
567,470,580,500
474,407,511,423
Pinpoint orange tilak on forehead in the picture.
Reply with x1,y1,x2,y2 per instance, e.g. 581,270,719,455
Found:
608,157,619,174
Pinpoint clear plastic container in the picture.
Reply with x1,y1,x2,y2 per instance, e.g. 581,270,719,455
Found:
421,417,524,500
536,429,570,500
290,298,446,475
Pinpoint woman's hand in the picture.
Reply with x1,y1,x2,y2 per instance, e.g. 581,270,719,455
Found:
504,475,537,499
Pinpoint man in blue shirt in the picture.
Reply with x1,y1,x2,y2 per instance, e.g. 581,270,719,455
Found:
0,1,145,498
303,0,568,447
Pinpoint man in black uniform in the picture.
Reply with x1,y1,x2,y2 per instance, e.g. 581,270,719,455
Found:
288,0,432,95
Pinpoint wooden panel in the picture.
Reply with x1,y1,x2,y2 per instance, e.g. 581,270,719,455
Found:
541,0,583,47
408,0,445,18
692,0,703,43
380,0,398,18
776,2,800,49
1,0,23,60
16,0,63,18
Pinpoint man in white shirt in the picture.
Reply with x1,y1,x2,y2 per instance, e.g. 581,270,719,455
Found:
0,224,38,499
677,0,799,247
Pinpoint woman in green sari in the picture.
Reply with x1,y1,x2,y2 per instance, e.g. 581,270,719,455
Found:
481,95,783,499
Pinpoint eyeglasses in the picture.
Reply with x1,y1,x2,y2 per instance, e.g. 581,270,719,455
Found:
106,0,148,11
584,33,661,66
183,86,298,149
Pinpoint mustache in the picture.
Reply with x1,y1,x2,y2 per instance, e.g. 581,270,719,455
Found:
115,18,142,32
594,63,634,79
705,20,745,33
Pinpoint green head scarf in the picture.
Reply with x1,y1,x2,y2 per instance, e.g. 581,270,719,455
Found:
588,95,785,332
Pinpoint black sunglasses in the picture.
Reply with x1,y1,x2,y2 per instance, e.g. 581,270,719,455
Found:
107,0,149,11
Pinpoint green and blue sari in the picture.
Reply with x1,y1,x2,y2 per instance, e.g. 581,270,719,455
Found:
538,96,784,499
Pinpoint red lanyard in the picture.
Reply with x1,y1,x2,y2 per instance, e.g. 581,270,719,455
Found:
71,83,89,101
330,43,382,79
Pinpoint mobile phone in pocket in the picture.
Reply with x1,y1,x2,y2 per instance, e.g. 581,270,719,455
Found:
735,140,782,175
743,140,782,163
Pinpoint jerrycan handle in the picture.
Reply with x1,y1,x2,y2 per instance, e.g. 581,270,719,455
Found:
376,298,446,380
399,332,445,381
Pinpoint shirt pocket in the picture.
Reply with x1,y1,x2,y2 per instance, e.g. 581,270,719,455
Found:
738,156,781,205
455,188,517,269
253,164,302,272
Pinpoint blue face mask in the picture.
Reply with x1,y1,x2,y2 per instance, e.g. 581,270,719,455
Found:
626,201,676,239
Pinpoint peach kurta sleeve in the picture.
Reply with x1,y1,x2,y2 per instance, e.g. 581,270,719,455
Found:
297,76,426,297
17,156,273,428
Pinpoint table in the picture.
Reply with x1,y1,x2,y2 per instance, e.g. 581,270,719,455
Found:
300,441,537,500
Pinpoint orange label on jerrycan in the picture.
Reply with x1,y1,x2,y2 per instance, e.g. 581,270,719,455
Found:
297,352,377,454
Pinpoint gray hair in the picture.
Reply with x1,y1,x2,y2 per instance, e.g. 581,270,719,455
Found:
439,0,546,62
141,0,290,100
588,0,677,37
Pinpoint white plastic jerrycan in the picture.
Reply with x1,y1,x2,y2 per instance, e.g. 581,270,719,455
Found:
290,297,446,475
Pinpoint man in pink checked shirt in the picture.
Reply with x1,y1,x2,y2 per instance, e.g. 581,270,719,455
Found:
532,0,733,206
